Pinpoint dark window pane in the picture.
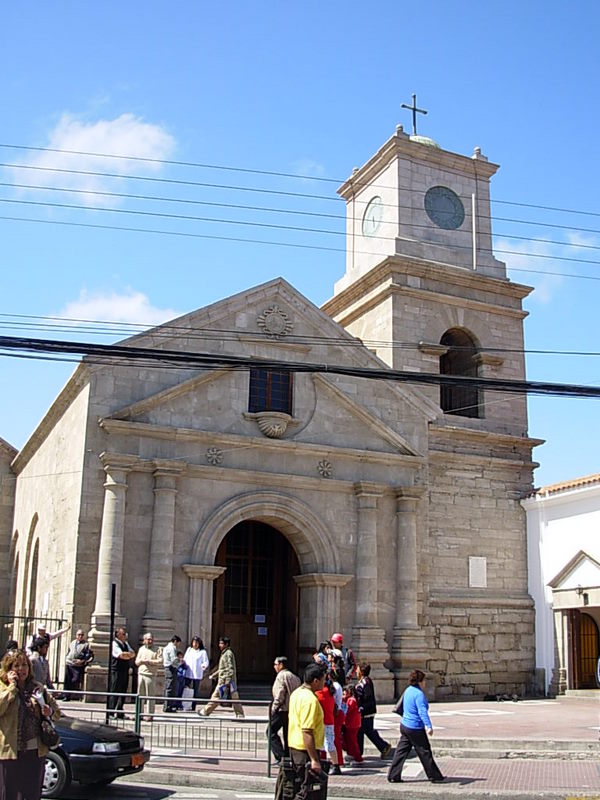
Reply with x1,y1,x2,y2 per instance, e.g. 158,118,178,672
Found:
249,368,292,414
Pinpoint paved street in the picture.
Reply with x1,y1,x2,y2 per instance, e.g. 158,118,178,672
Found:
51,695,600,799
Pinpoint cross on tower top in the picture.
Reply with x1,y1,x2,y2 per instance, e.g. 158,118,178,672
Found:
401,93,427,135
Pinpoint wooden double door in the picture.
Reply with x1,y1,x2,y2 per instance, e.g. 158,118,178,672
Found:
212,520,300,681
570,610,600,689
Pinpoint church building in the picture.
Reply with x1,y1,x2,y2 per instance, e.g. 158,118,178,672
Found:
2,124,540,699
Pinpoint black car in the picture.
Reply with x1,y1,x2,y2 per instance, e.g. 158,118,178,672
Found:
42,716,150,798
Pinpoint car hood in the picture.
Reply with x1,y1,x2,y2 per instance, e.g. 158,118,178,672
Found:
55,716,143,748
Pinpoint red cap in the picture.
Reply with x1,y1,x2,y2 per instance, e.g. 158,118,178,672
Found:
331,633,343,643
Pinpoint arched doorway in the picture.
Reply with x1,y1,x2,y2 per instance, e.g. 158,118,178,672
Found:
212,520,300,681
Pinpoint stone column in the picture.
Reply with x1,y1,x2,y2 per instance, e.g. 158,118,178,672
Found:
351,482,393,699
391,487,428,684
293,573,353,659
182,564,226,648
88,454,134,679
142,461,186,642
90,455,134,638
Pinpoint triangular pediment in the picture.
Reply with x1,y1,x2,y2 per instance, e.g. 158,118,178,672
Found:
549,550,600,590
107,368,422,457
111,277,438,423
100,277,434,454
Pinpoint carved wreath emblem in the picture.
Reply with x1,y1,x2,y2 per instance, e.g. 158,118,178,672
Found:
257,305,293,338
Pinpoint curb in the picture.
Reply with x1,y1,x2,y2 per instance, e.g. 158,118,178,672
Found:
135,765,600,799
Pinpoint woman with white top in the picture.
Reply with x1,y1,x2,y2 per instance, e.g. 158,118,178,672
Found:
183,637,209,710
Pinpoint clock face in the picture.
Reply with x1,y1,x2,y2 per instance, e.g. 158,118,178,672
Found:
424,186,465,230
362,196,383,237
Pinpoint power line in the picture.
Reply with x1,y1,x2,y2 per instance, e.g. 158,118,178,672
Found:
2,213,599,282
5,178,600,243
1,312,599,358
0,333,598,398
2,187,600,257
2,141,600,220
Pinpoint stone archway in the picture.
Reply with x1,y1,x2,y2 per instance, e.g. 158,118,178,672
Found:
182,491,352,672
212,520,300,679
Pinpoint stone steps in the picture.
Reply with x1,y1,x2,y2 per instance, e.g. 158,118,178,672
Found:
434,737,600,761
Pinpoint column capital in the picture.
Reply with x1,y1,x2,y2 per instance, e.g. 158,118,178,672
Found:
353,481,384,500
293,572,353,589
396,486,426,499
152,459,187,477
182,564,226,581
395,486,426,510
99,451,137,474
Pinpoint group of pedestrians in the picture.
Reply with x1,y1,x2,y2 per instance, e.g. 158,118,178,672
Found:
108,628,210,718
268,635,445,799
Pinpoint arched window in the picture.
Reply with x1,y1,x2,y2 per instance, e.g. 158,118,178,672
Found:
439,328,481,418
27,540,39,619
9,532,19,616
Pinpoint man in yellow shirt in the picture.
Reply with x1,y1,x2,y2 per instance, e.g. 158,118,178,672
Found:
287,662,326,796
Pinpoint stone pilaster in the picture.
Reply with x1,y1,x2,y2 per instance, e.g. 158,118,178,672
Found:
351,482,393,699
182,564,226,648
89,454,134,653
293,572,353,659
391,487,428,689
142,460,186,642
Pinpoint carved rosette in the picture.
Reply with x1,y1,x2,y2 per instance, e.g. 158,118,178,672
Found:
257,305,293,338
317,459,333,478
206,447,224,466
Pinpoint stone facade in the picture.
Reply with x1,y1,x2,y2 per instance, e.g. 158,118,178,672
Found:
0,437,17,617
2,129,540,699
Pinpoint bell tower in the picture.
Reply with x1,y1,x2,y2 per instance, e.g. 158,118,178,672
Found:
335,124,506,294
323,125,533,437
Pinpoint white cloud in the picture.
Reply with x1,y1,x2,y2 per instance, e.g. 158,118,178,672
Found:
59,288,182,326
8,113,175,206
495,237,565,304
290,158,327,180
496,231,600,304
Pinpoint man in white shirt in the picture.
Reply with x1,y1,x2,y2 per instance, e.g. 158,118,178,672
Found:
162,635,182,712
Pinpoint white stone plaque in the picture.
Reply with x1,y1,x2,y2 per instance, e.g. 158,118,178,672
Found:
469,556,487,588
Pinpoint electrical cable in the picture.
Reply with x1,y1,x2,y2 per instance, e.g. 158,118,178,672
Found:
2,141,600,220
0,334,598,398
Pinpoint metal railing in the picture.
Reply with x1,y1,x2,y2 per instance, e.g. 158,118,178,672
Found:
1,614,67,685
52,689,274,773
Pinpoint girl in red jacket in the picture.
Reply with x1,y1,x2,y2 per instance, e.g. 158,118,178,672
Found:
342,685,363,763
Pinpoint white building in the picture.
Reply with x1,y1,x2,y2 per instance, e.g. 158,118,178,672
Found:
523,474,600,695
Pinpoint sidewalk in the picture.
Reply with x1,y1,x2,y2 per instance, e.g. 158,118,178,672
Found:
128,696,600,799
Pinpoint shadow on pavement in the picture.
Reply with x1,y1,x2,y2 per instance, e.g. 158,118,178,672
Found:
59,782,177,799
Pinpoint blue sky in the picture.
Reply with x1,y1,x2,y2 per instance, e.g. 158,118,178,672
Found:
0,1,598,487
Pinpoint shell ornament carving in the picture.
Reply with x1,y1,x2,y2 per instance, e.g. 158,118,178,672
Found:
256,412,290,438
257,305,293,338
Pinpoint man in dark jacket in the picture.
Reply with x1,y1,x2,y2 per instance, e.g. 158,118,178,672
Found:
355,662,391,758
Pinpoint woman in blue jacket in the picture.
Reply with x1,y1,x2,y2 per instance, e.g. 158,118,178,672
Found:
387,669,445,784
